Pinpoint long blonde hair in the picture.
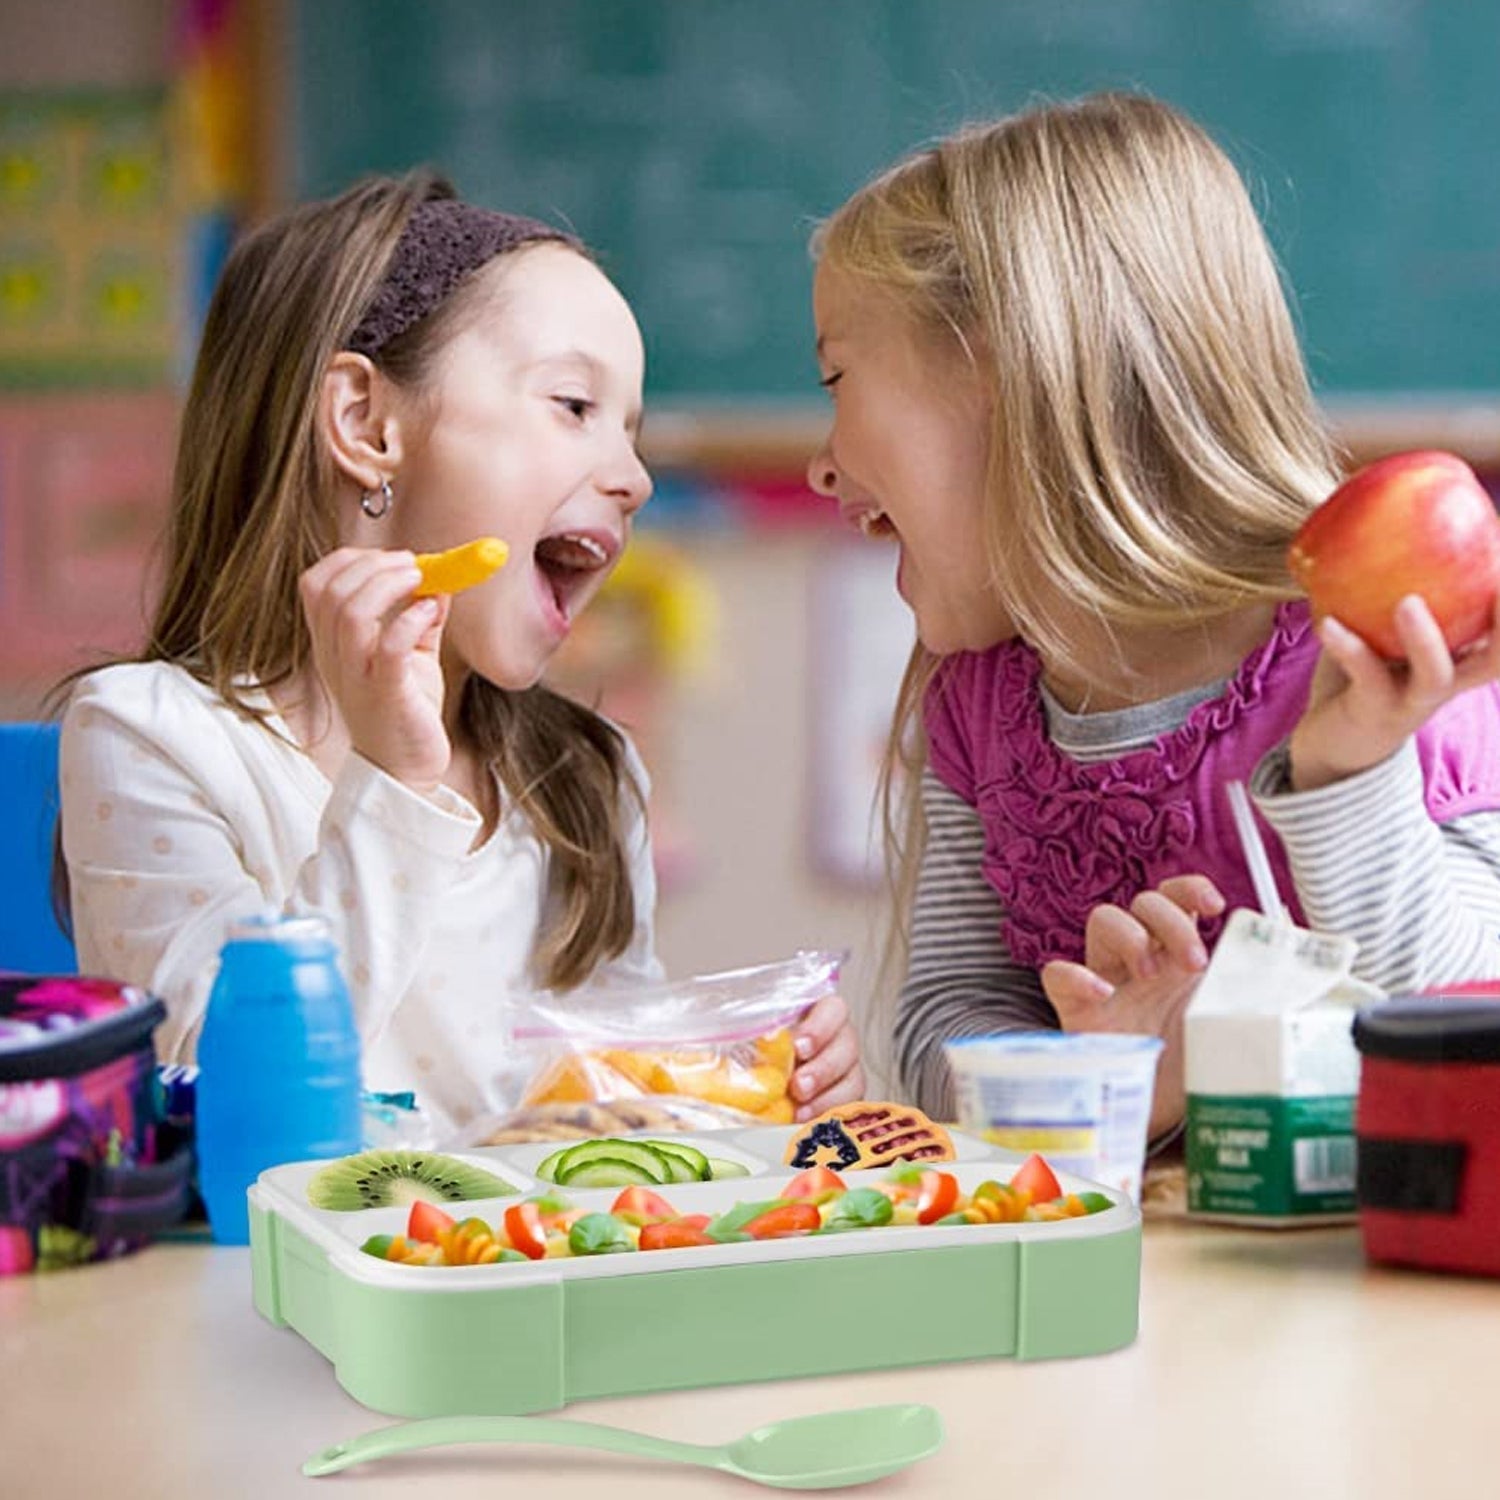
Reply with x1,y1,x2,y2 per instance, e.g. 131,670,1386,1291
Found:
64,170,642,990
812,93,1341,1020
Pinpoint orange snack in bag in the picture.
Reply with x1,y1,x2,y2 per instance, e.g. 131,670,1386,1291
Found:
523,1054,637,1105
597,1050,658,1093
521,1026,801,1121
648,1054,787,1115
754,1027,797,1077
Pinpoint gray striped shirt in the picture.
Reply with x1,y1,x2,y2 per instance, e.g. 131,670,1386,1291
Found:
895,681,1500,1121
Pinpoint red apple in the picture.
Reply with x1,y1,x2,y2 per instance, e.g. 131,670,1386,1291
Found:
1288,450,1500,661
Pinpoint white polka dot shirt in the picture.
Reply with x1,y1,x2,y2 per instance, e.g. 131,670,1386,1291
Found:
60,662,663,1137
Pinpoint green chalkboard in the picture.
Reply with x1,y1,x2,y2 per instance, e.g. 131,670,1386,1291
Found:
293,1,1500,402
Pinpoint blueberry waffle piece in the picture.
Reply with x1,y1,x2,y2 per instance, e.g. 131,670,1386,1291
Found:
785,1101,955,1170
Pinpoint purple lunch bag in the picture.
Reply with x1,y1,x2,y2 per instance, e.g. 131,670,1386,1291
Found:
0,974,193,1273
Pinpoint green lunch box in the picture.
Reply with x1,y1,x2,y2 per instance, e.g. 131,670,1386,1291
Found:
248,1125,1141,1417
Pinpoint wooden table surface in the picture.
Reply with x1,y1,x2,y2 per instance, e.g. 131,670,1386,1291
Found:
3,1205,1494,1500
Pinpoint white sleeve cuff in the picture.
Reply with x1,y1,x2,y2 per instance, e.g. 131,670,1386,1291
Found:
324,752,482,862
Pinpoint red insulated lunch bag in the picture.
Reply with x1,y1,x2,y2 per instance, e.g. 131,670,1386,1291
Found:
1353,988,1500,1278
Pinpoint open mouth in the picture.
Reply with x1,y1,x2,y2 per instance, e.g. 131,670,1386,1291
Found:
533,530,616,623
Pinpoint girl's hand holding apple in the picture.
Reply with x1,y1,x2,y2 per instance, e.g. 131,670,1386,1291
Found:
1290,592,1500,792
1288,450,1500,660
1286,450,1500,792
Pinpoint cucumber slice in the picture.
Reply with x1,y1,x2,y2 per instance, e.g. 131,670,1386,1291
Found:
644,1149,698,1185
554,1138,672,1185
534,1147,570,1184
647,1139,710,1182
556,1156,659,1189
707,1157,751,1180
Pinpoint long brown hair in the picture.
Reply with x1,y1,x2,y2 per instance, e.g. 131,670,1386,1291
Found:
61,170,643,989
812,93,1341,1035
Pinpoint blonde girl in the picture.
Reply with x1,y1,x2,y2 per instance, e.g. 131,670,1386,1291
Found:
806,94,1500,1144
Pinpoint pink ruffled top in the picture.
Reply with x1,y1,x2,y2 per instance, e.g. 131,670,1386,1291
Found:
924,602,1500,970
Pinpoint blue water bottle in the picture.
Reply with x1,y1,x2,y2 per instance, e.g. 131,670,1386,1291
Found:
196,913,363,1244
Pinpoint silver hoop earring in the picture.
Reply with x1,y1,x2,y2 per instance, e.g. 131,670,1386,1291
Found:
360,479,394,520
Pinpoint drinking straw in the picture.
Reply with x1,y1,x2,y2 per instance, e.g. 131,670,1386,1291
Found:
1225,779,1288,925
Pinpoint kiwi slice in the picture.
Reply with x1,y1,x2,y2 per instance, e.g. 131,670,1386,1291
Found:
306,1149,517,1211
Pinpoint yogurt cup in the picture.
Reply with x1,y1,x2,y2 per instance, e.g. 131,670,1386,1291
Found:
944,1033,1164,1202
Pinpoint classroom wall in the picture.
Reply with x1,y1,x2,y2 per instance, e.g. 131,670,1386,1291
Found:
0,0,894,1083
644,530,892,1077
3,0,171,87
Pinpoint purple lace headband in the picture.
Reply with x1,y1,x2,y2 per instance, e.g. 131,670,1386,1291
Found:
346,196,580,358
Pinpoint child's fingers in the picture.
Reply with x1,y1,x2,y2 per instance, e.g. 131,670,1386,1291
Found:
1301,643,1351,713
1083,903,1157,981
1128,890,1209,971
1156,874,1226,920
299,545,369,597
1452,606,1500,694
413,591,451,650
303,552,417,642
371,596,443,669
1040,959,1114,1016
792,992,850,1066
301,547,413,607
789,993,862,1118
1391,595,1456,704
795,1058,867,1121
324,553,421,615
1316,614,1399,710
791,1024,862,1115
326,562,427,659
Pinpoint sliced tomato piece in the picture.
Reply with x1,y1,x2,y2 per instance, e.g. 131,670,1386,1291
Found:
639,1218,717,1251
406,1200,458,1243
503,1201,548,1260
742,1202,821,1240
1009,1152,1063,1205
781,1166,847,1201
915,1170,959,1225
610,1186,679,1222
673,1214,712,1231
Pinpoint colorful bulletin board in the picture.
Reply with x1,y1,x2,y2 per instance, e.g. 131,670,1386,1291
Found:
0,90,181,388
0,390,178,698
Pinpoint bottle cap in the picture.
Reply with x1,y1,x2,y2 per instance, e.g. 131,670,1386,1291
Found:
227,909,331,945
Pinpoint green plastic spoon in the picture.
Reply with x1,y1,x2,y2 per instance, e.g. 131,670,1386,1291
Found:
302,1402,943,1488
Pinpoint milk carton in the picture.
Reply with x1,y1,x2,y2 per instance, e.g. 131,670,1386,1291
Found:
1184,909,1383,1226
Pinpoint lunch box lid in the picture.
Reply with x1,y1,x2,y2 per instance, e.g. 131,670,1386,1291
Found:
1353,991,1500,1065
0,974,166,1083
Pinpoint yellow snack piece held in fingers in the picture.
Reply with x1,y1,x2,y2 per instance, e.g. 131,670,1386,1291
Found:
413,537,509,597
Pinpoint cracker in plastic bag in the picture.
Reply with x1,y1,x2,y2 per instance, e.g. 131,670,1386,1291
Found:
512,951,841,1128
458,1095,759,1147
